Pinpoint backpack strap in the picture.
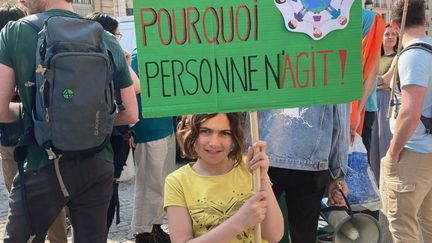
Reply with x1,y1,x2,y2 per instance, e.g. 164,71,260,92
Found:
396,43,432,92
13,129,37,242
393,43,432,134
108,51,126,111
20,13,45,32
14,14,47,241
13,14,45,242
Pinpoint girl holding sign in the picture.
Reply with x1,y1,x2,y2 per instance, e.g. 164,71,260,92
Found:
164,113,284,243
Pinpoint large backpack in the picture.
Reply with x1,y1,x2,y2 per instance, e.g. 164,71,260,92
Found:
12,15,125,238
393,42,432,134
21,14,123,158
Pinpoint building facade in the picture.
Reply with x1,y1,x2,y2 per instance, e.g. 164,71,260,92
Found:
369,0,432,35
72,0,133,17
75,0,430,35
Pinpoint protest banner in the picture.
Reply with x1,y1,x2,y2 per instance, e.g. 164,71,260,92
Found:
133,0,362,118
133,1,363,240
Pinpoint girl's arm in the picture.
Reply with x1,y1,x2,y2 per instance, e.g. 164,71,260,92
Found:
259,175,284,242
167,192,267,243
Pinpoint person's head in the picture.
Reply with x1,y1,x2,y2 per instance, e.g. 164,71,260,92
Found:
338,15,348,26
313,27,322,38
0,4,25,30
18,0,45,14
381,24,398,55
86,12,121,40
176,113,245,166
19,0,73,14
391,0,425,29
288,19,298,29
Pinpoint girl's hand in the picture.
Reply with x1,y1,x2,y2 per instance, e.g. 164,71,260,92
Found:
234,191,268,229
246,140,269,181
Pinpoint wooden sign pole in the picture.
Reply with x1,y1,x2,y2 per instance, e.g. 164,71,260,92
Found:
249,111,262,243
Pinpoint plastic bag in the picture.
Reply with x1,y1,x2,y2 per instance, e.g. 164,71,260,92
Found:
345,134,380,211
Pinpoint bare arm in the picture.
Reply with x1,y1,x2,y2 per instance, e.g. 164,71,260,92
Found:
259,176,284,242
124,50,141,94
167,204,252,243
351,60,379,136
359,59,379,116
387,85,425,160
128,66,141,94
0,63,20,122
167,191,268,243
114,85,138,126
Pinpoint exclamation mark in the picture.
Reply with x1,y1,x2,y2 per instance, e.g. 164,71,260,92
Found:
339,50,347,85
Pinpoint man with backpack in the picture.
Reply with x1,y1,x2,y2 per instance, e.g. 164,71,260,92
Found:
0,5,68,243
0,0,138,242
382,0,432,242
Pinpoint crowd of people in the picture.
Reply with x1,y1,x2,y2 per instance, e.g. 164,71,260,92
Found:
0,0,431,243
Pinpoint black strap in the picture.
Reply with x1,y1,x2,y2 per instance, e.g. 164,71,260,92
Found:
338,186,353,217
14,129,37,239
113,181,121,224
108,51,125,111
421,116,432,134
321,205,349,213
393,43,432,133
14,14,46,240
321,182,354,219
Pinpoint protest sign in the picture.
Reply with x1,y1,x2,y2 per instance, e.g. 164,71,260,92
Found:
133,0,362,117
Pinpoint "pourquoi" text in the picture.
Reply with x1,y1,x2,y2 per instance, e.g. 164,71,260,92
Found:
139,1,258,46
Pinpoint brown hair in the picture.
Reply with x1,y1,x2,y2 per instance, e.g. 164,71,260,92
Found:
381,24,399,56
0,4,25,30
176,113,245,166
391,0,425,28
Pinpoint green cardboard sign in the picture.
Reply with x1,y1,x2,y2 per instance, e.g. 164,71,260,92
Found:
133,0,362,117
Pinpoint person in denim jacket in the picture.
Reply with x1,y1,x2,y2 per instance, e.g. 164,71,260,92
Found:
258,104,349,243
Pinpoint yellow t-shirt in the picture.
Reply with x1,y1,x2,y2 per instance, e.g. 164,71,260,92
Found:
164,161,268,243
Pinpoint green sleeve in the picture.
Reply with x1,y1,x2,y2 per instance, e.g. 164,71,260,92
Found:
104,32,132,89
0,21,16,68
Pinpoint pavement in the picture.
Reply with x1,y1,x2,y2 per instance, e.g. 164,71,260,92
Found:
0,161,138,243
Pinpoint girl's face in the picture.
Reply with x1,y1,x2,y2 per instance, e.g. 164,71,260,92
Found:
195,114,233,165
383,26,397,49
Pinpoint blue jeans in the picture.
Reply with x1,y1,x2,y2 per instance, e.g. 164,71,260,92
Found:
4,158,113,243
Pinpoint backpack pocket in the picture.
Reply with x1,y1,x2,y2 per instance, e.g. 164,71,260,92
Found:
34,52,115,154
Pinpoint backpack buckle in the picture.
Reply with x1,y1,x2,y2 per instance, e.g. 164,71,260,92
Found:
36,64,47,75
46,148,61,160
